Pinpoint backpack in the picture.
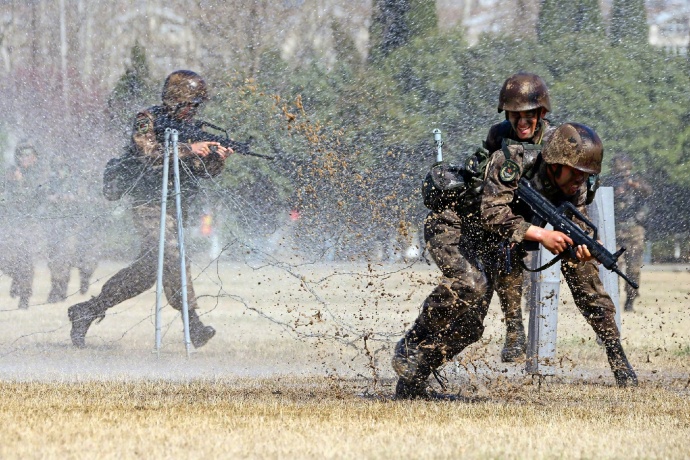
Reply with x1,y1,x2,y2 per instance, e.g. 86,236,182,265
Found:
422,161,468,212
421,143,494,212
102,151,144,201
421,137,602,214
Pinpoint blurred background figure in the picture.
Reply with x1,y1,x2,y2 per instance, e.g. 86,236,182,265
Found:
604,154,652,312
0,141,48,309
44,154,100,303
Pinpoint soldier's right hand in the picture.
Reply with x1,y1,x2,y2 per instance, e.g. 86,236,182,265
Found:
542,230,573,255
526,226,573,255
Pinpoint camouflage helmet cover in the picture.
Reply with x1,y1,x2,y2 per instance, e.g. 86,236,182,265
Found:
162,70,209,107
497,72,552,113
542,122,603,175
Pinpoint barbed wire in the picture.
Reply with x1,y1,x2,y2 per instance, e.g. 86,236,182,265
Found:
0,100,431,383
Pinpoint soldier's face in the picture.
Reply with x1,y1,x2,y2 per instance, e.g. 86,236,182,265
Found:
550,164,588,196
174,101,202,121
507,109,540,140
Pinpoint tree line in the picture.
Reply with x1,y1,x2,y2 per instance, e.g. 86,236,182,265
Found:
77,0,690,259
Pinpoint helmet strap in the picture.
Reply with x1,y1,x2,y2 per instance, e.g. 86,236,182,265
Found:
534,117,544,143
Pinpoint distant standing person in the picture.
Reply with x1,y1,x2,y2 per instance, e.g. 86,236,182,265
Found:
0,142,47,309
604,154,651,312
68,70,231,347
45,156,99,303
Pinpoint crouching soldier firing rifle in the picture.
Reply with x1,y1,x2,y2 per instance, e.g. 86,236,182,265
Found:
68,70,232,348
393,123,637,399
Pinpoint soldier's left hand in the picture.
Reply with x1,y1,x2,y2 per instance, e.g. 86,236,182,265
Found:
214,145,232,159
191,141,232,158
574,244,595,262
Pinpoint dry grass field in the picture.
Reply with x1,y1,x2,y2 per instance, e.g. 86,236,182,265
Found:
1,260,688,459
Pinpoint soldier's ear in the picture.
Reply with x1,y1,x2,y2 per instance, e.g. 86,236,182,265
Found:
539,107,548,118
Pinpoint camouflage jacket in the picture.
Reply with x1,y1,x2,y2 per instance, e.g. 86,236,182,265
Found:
2,163,49,220
125,105,226,206
480,143,589,244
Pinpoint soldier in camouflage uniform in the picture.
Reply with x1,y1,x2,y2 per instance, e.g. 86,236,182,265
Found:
0,142,47,309
604,154,651,312
393,123,637,398
415,73,556,366
68,70,231,348
45,156,100,303
483,72,557,362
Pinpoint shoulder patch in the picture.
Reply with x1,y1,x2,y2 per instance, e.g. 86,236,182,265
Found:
135,113,151,134
499,159,521,183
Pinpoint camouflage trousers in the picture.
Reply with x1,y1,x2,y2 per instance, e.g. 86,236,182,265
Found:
0,226,36,304
0,243,34,302
47,216,99,298
401,210,620,373
616,223,645,307
89,205,197,315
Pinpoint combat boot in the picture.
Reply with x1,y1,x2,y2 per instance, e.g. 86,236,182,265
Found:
395,377,430,399
392,335,432,399
604,339,638,387
500,320,527,363
79,269,92,295
68,297,105,348
188,309,216,348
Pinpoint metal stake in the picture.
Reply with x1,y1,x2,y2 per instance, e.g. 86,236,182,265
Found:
171,130,192,357
432,129,443,162
526,225,561,376
526,187,620,375
154,128,172,357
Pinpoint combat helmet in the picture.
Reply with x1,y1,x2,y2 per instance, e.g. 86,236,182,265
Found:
542,122,603,175
162,70,209,108
497,72,551,114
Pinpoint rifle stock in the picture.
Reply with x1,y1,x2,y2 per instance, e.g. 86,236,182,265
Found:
516,178,638,289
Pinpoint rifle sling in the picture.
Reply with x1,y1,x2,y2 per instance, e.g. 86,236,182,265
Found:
519,252,565,273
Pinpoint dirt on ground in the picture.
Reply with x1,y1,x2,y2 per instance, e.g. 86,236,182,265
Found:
0,261,688,458
1,261,688,386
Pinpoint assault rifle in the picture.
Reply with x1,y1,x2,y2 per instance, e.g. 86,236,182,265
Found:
516,177,638,289
152,110,275,160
